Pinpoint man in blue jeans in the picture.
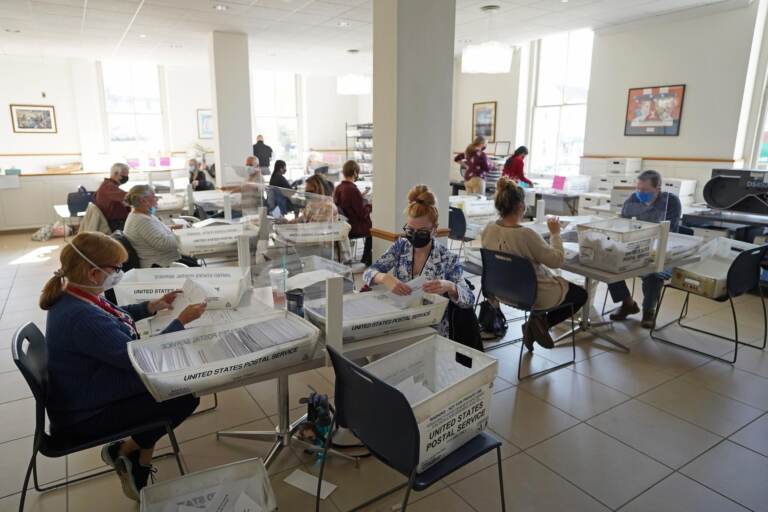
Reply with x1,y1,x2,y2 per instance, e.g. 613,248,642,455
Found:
608,170,682,328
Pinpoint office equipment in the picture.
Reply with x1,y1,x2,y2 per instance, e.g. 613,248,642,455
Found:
605,157,642,176
494,141,511,157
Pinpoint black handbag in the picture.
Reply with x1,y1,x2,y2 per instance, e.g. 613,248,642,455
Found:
446,278,484,352
478,300,508,339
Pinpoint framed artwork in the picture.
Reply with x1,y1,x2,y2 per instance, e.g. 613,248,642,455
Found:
624,85,685,136
472,101,497,142
10,104,57,133
197,109,213,139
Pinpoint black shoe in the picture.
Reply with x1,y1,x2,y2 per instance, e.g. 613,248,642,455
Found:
609,301,640,321
641,310,655,329
116,451,155,501
529,316,554,349
522,322,535,352
100,441,123,470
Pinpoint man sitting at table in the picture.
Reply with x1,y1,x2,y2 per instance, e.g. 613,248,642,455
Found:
607,170,682,328
95,163,131,232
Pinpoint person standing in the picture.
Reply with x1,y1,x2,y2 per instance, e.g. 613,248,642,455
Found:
502,146,532,187
252,135,273,176
334,161,373,266
94,163,131,232
454,136,492,195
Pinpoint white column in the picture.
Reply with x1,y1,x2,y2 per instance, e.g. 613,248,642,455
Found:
371,0,456,256
209,31,253,188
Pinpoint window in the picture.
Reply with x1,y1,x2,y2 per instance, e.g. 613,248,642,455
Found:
530,30,593,176
251,70,300,166
101,62,165,156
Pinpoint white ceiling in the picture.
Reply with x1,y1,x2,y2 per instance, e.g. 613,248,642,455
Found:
0,0,746,73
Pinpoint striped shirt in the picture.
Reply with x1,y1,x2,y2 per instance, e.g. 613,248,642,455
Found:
124,211,180,268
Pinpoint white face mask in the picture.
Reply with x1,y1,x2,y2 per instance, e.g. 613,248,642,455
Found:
66,241,124,290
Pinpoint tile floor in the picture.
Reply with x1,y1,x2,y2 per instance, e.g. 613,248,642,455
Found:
1,233,768,511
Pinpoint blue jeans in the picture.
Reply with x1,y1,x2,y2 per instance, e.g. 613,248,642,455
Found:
608,270,672,312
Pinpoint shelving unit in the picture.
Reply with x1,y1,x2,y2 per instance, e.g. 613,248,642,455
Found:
345,123,373,178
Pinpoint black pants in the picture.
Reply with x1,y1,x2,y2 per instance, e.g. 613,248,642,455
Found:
59,393,199,450
544,283,588,327
108,219,125,232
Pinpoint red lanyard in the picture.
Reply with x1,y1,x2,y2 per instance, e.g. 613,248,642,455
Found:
67,286,139,338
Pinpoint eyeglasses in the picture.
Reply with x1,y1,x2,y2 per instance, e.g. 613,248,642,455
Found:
102,265,123,272
402,225,432,237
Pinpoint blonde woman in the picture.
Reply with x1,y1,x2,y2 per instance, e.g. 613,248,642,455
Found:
40,232,206,500
454,136,492,195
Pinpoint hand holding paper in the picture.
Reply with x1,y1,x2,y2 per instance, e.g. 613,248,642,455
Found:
182,278,221,305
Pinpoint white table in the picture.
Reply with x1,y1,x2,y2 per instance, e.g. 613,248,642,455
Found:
53,204,85,239
560,255,700,351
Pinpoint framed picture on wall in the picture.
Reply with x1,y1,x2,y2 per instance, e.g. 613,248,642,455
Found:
10,104,57,133
197,109,213,139
472,101,497,142
624,85,685,136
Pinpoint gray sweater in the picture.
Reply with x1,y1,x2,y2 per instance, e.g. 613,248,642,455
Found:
124,211,180,268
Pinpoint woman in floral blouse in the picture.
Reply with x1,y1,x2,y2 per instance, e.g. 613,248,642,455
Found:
362,184,474,336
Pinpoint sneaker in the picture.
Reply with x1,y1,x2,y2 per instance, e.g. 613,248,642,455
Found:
528,316,554,349
115,451,155,501
641,310,655,329
100,441,123,470
521,322,535,352
609,301,640,321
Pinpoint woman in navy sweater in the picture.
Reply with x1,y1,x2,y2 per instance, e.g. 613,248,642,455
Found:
40,232,206,501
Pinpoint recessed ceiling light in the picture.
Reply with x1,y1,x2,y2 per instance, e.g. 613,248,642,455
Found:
561,0,569,3
337,20,351,28
139,33,147,39
4,28,21,33
480,5,500,12
347,48,359,54
213,4,229,11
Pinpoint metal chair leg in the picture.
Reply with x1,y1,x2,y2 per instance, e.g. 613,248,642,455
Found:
315,419,335,512
18,451,35,512
165,424,185,476
191,393,218,417
497,446,506,512
400,469,417,512
517,305,576,381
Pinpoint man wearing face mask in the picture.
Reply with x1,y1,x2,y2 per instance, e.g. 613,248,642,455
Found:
95,162,131,232
39,232,206,501
607,170,682,328
362,185,474,337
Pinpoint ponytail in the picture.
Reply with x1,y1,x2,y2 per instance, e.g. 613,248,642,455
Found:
494,176,526,218
39,272,65,310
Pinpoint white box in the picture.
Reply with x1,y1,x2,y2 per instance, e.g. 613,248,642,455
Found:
662,178,697,205
275,222,350,244
140,458,277,512
577,218,660,272
304,291,448,343
691,227,728,242
175,224,250,256
114,267,250,310
562,175,591,194
610,186,636,211
364,335,497,472
128,312,321,401
578,193,610,215
605,158,642,176
671,239,759,298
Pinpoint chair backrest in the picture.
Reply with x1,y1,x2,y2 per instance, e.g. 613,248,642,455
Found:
112,231,141,271
448,207,467,240
678,225,694,236
480,248,538,311
11,323,48,435
81,203,111,234
327,346,420,476
727,244,768,297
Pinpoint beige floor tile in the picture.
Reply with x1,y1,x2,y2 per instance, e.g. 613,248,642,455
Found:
0,398,36,444
67,455,179,512
729,345,768,379
315,365,336,385
703,300,768,329
519,368,630,420
0,487,67,512
2,299,44,315
622,337,710,376
245,369,334,417
0,308,46,332
269,466,340,512
359,486,474,512
730,413,768,457
493,376,514,394
574,351,676,396
0,436,66,498
527,423,671,510
451,451,610,512
486,343,560,384
536,333,610,365
683,362,768,410
489,387,579,449
173,388,266,443
620,472,749,512
0,372,32,405
440,429,518,485
684,312,766,345
301,454,412,512
681,440,768,512
0,349,17,374
182,417,304,475
638,377,764,437
649,322,739,360
587,399,721,469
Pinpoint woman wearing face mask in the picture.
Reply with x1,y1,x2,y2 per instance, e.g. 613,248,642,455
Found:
188,159,212,191
123,185,198,268
40,232,206,501
362,185,474,336
481,177,587,350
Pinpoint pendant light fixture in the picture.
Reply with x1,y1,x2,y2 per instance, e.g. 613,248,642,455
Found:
461,5,513,74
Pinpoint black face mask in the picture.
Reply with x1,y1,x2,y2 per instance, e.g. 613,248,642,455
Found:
119,175,129,185
403,226,433,248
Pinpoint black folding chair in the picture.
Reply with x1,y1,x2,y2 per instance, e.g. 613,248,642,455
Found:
651,244,768,364
480,249,577,380
12,323,185,512
448,207,474,261
316,346,506,512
